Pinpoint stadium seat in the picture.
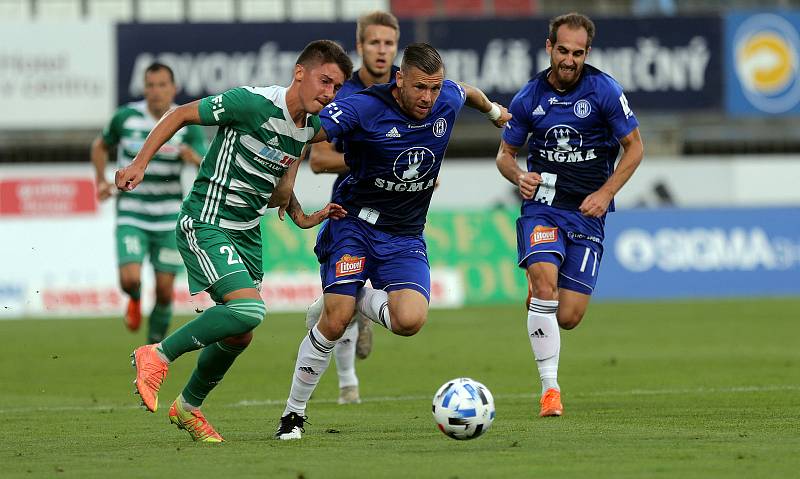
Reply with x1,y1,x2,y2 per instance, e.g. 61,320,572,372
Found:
289,0,336,20
188,0,234,21
36,0,82,20
240,0,286,21
0,0,30,20
390,0,436,18
139,0,183,22
87,0,133,21
341,0,390,20
493,0,536,16
442,0,484,17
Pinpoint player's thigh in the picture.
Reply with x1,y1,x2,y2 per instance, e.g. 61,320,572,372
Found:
116,224,147,267
517,215,564,299
318,293,357,339
316,218,369,294
175,214,259,302
558,239,603,297
148,229,184,275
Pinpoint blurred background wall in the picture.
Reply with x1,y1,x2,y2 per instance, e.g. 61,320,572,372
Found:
2,0,799,317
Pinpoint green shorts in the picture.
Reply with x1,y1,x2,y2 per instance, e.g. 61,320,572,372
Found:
176,213,263,301
116,224,184,274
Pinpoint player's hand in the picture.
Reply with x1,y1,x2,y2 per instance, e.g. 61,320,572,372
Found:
516,172,541,199
95,178,114,201
114,163,146,192
490,103,512,129
580,189,613,217
292,203,347,229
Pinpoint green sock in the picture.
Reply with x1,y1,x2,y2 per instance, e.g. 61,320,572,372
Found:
147,303,172,344
158,299,265,361
182,341,247,407
129,289,141,301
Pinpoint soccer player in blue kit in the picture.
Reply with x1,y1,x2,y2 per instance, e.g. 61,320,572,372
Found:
306,11,402,405
275,42,512,439
496,13,644,417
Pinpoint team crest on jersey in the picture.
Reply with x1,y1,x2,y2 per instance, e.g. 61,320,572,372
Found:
531,226,558,246
335,255,365,277
393,146,436,182
573,99,592,118
433,118,447,137
544,124,582,152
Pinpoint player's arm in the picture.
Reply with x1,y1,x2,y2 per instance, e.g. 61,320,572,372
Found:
579,127,644,217
309,141,349,174
269,146,305,212
114,101,201,191
496,139,541,200
90,137,114,201
281,192,347,229
458,82,512,128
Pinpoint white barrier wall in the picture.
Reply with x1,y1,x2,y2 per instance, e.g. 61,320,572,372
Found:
1,158,798,318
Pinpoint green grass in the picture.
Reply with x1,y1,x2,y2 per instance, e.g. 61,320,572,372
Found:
2,299,799,478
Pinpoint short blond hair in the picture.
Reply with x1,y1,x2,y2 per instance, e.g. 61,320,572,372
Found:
356,10,400,44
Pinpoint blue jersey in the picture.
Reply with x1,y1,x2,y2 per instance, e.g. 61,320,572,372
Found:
502,64,638,214
320,79,467,235
327,67,400,196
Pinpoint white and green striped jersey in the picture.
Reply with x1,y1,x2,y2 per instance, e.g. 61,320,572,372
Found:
103,101,207,231
184,86,322,230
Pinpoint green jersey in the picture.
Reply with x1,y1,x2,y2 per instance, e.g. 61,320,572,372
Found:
184,86,322,230
103,101,208,231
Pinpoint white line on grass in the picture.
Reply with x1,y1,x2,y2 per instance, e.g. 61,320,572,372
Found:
1,384,799,414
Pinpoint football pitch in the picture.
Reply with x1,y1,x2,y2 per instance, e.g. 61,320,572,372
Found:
2,298,798,478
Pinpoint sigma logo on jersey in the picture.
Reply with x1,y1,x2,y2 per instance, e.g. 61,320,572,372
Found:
573,99,591,118
540,124,597,163
392,146,435,182
433,118,447,137
335,254,365,277
531,226,558,246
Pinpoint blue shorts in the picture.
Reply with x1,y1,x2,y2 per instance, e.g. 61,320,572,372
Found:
314,216,431,301
516,205,605,295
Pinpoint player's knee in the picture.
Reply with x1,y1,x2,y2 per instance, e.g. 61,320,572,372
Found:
120,278,141,295
226,299,266,331
318,310,353,341
155,287,173,305
557,310,584,330
529,280,558,301
391,311,427,336
223,331,253,348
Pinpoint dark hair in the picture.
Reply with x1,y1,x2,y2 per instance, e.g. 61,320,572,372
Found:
296,40,353,79
357,10,400,44
144,62,175,83
400,43,444,75
548,12,595,49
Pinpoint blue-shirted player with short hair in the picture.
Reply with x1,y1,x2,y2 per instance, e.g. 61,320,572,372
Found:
496,12,644,418
276,42,512,440
307,10,402,406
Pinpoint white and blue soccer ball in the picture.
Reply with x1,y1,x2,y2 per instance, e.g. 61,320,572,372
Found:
432,377,495,440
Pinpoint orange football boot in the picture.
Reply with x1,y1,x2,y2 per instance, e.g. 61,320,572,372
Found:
169,399,224,443
124,298,142,332
131,345,168,412
539,388,563,417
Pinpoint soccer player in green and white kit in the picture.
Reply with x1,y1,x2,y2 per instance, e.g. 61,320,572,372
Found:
115,40,353,443
91,62,207,343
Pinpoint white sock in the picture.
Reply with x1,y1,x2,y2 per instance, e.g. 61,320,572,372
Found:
356,287,392,332
334,320,359,388
527,297,560,395
283,324,335,416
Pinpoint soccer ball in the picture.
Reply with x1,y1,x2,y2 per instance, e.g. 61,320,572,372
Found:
432,377,495,440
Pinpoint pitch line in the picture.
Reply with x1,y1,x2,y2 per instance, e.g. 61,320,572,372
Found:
1,384,798,414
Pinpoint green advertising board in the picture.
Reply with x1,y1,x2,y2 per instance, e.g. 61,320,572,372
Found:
261,208,527,305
